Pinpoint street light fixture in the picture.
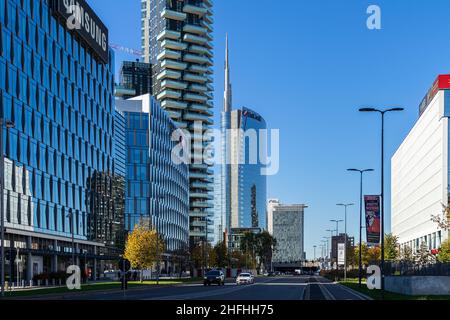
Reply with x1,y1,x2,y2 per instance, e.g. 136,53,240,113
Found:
330,220,343,236
1,119,15,297
359,106,404,298
347,168,374,288
336,203,354,281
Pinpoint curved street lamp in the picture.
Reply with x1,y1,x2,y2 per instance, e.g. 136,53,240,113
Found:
359,106,404,298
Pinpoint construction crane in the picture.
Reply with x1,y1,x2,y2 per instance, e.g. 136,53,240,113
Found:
109,43,143,57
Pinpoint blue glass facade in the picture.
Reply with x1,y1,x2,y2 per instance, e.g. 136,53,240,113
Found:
117,96,189,252
0,0,119,281
221,107,267,233
239,107,267,230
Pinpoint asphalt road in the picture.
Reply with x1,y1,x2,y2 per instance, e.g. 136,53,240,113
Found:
22,276,371,301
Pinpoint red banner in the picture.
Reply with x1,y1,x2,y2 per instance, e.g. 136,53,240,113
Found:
364,195,381,245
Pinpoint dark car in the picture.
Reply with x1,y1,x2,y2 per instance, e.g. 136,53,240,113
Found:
203,270,225,286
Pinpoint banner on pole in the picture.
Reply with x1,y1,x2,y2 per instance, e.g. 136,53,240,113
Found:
337,243,345,266
364,195,381,244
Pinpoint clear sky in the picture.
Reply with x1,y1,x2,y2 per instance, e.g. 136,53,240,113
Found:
90,0,450,260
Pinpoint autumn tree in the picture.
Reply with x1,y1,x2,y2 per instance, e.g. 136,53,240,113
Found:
255,231,277,272
213,241,229,268
431,204,450,230
190,244,203,269
354,243,369,266
384,233,400,262
240,232,258,269
124,222,165,282
437,239,450,263
367,246,381,264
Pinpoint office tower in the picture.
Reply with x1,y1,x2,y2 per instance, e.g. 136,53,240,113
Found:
219,36,267,235
0,0,120,281
115,60,152,100
229,107,267,229
141,0,214,248
266,199,280,235
116,95,190,254
392,74,450,252
272,204,307,263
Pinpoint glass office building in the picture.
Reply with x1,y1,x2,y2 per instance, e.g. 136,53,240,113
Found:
0,0,120,283
116,95,189,253
229,107,267,230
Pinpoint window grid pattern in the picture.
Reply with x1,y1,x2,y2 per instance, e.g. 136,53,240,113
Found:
0,0,115,240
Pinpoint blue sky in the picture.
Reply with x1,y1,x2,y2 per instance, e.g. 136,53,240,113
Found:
90,0,450,260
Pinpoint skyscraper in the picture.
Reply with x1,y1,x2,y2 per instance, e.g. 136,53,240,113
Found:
141,0,214,248
219,36,267,238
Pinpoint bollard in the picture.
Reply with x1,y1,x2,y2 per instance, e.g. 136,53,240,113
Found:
22,280,25,288
45,279,49,286
29,280,33,287
37,279,41,287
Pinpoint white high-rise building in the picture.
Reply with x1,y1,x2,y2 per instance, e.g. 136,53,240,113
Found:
266,199,280,235
391,74,450,253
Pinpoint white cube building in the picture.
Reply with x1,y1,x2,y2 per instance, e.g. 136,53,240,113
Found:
391,75,450,252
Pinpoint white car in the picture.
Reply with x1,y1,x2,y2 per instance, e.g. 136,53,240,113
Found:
236,273,254,285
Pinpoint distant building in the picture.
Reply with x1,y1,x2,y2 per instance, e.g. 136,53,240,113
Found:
115,61,152,99
266,199,280,235
331,234,354,262
272,204,307,263
116,95,190,254
392,74,450,253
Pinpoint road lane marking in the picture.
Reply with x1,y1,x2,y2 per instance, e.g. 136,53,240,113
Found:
335,283,372,300
318,282,336,300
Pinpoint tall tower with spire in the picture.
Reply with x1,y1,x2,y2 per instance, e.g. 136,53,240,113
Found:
220,35,232,243
224,34,232,113
217,35,268,247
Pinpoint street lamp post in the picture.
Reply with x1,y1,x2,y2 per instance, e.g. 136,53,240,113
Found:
330,220,343,237
154,195,166,285
313,245,317,262
347,168,374,288
1,119,15,297
337,203,354,282
67,211,75,267
359,107,404,298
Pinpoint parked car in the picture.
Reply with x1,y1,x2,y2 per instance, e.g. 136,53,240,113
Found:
203,270,225,286
236,273,254,285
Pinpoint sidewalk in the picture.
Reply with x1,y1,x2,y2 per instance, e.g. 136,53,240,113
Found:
2,279,203,300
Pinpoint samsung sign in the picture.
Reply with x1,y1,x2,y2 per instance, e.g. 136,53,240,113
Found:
51,0,109,64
